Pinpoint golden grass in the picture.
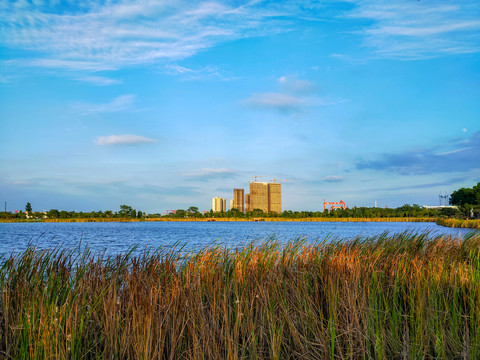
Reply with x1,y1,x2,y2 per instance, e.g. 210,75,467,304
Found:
1,232,480,359
437,218,480,229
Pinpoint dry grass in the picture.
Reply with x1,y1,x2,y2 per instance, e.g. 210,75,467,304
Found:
1,232,480,359
437,218,480,229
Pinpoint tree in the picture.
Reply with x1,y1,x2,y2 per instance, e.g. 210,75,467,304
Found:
175,209,186,218
25,202,32,213
47,209,60,218
450,182,480,206
119,205,136,218
187,206,199,214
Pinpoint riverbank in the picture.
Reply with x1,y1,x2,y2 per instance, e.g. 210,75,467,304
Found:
1,232,479,359
0,216,438,223
436,218,480,229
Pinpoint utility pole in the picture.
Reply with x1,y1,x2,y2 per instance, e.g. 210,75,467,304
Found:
4,201,6,213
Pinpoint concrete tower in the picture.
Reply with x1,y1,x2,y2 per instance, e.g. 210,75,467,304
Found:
268,183,281,213
249,182,269,213
233,188,245,213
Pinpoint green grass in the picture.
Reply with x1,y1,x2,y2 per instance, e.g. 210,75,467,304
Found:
1,232,480,359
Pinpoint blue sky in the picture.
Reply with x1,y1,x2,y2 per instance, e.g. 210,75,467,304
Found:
1,0,479,213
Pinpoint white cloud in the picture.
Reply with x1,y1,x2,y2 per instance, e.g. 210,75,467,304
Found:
94,134,157,146
322,175,344,182
435,147,472,156
346,1,480,59
163,64,233,81
73,94,135,115
242,89,346,115
0,1,299,71
242,92,306,114
74,76,121,86
278,75,316,94
0,75,14,84
184,168,237,181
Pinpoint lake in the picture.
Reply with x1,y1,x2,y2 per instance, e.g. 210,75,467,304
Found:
0,220,476,257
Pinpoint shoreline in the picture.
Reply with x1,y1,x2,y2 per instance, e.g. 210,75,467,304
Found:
0,216,439,223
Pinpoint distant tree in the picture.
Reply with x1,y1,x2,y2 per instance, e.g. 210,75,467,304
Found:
439,207,461,218
25,202,32,213
119,205,135,218
137,210,143,218
175,209,186,218
450,182,480,206
187,206,199,214
47,209,60,218
251,209,265,217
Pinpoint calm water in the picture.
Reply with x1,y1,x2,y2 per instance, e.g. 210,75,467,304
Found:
0,221,476,257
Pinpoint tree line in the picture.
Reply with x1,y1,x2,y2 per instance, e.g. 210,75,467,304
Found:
1,182,479,221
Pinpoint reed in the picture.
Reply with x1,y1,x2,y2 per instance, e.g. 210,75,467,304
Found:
1,232,479,359
437,218,480,229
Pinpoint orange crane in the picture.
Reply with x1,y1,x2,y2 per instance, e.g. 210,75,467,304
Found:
323,200,347,211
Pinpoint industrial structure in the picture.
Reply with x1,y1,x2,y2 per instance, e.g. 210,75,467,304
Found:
323,200,347,211
212,197,227,212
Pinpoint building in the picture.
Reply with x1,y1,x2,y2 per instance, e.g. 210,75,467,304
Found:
245,193,251,212
212,197,227,212
249,182,269,213
248,181,282,214
233,188,245,213
230,198,234,210
268,182,281,213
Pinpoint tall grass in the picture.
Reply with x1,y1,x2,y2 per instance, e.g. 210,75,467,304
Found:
1,232,480,359
437,218,480,229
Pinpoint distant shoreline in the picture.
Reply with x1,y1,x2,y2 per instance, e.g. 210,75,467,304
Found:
0,217,437,223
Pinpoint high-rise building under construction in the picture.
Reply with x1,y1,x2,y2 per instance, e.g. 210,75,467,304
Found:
245,194,251,213
246,181,281,214
233,188,245,212
268,182,281,213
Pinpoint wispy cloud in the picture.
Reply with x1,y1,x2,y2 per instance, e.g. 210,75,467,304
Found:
164,64,234,81
242,92,306,114
242,76,346,115
346,1,480,59
322,175,344,182
375,177,469,192
0,1,301,71
278,75,317,94
94,134,157,146
184,168,237,182
74,76,121,86
0,75,14,85
73,94,135,115
356,132,480,174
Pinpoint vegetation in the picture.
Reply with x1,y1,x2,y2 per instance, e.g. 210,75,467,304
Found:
1,232,480,359
450,182,480,206
437,218,480,230
0,204,146,221
3,182,480,222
